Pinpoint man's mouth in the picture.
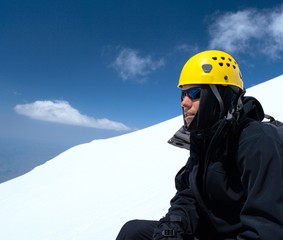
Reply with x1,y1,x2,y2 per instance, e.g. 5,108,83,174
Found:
185,112,194,117
184,112,195,122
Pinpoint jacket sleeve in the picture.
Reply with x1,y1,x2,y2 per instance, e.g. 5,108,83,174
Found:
165,159,199,235
237,122,283,239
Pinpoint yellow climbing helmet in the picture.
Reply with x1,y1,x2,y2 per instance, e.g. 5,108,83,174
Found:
178,50,244,90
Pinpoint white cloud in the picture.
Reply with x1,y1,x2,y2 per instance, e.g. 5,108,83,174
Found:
208,5,283,59
113,48,164,82
14,100,131,131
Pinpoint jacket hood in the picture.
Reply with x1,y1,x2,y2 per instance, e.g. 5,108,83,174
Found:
169,93,265,151
186,85,239,133
239,96,264,122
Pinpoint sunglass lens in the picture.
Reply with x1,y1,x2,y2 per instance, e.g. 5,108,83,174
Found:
181,88,201,100
189,88,201,99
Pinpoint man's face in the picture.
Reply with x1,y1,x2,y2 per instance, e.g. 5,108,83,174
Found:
181,84,201,125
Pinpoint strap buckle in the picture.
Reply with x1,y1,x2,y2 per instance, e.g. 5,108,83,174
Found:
162,229,175,237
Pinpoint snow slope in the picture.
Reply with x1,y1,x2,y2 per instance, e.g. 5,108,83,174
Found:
0,75,282,240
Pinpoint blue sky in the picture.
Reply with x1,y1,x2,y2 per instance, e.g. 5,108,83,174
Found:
1,0,283,148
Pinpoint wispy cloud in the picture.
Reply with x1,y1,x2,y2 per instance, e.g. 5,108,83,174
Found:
208,5,283,59
174,44,199,54
112,48,164,82
14,100,131,131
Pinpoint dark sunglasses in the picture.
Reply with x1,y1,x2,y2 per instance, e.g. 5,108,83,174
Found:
181,87,201,100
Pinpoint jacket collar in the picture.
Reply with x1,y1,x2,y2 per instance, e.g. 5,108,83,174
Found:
168,126,190,150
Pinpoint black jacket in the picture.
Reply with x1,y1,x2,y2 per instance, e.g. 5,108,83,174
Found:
167,97,283,240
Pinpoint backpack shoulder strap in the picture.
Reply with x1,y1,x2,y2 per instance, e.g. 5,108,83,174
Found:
264,114,283,127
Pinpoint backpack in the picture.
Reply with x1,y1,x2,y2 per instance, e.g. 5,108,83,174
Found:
262,114,283,140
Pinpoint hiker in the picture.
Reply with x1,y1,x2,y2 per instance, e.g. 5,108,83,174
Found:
115,50,283,240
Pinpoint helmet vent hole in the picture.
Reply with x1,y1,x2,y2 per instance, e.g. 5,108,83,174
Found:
228,58,232,62
221,56,225,60
232,65,236,69
212,57,217,60
202,64,212,73
202,64,213,73
226,63,230,67
219,62,223,66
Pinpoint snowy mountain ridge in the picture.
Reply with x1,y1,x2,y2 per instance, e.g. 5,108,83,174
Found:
0,75,282,240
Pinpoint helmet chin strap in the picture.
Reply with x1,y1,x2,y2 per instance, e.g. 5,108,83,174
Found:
209,85,225,116
210,84,245,124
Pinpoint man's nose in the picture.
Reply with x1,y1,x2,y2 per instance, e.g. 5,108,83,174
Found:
181,96,192,107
